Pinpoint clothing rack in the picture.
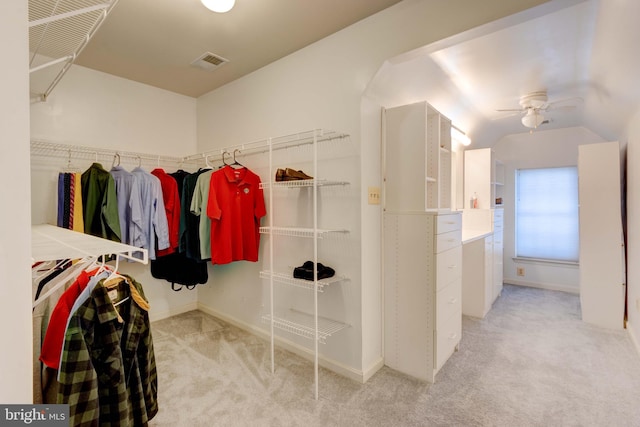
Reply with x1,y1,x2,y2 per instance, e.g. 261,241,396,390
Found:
182,129,350,164
30,139,199,168
31,224,148,308
31,130,349,168
29,0,121,103
32,224,148,264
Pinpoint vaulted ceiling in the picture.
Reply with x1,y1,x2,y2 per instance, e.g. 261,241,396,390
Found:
30,0,640,145
367,0,640,145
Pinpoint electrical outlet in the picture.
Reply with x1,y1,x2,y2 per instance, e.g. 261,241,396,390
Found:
517,267,525,276
368,186,381,205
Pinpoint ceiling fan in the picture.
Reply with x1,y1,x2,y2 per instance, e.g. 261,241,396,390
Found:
496,90,580,130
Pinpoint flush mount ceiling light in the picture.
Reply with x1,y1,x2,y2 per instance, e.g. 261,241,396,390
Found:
201,0,235,13
521,108,545,129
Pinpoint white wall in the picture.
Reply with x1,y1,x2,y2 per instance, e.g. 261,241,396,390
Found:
493,127,605,294
195,0,550,379
625,108,640,353
30,66,200,321
0,1,32,403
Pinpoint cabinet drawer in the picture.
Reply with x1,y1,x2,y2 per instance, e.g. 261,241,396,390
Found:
436,245,462,290
493,210,504,231
437,279,461,325
435,229,461,253
436,310,461,371
436,214,461,234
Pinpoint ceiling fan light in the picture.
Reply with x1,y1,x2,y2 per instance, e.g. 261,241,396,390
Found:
201,0,235,13
521,109,544,129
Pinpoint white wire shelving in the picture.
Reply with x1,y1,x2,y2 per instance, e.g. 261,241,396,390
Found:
259,179,349,189
29,0,121,102
32,223,148,264
261,310,349,344
259,226,348,239
258,271,347,292
30,139,198,169
260,129,351,400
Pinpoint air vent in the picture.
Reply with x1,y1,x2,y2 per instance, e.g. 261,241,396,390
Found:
191,52,229,71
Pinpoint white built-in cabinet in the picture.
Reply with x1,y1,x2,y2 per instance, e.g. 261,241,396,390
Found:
461,147,505,318
382,101,462,382
492,209,504,300
578,141,626,330
464,148,504,209
383,101,452,212
259,130,350,399
383,212,462,381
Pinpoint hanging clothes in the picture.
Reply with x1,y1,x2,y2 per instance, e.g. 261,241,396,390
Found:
81,163,122,242
207,165,266,264
150,170,208,289
110,165,145,248
32,260,90,404
190,169,214,261
40,268,106,372
179,169,208,261
57,274,157,426
57,172,84,232
151,168,180,256
131,167,170,261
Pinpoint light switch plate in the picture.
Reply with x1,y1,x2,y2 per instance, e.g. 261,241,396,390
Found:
368,186,381,205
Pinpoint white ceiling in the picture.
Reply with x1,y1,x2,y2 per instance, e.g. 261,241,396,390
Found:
32,0,640,144
72,0,403,98
368,0,640,145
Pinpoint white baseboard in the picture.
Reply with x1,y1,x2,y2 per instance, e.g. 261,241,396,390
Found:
362,357,385,383
628,322,640,359
503,277,580,295
197,303,369,383
150,302,198,322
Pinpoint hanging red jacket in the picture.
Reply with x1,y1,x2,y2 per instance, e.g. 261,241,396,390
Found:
151,169,180,256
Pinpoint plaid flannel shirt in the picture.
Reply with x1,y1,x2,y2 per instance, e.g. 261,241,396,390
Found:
58,275,158,426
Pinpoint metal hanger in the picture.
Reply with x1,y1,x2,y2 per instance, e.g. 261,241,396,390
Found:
222,151,231,166
112,152,121,168
231,149,244,168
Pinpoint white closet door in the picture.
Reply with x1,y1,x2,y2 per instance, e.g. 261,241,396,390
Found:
578,141,626,329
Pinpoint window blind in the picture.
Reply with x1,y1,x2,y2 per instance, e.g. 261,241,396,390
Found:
516,167,579,262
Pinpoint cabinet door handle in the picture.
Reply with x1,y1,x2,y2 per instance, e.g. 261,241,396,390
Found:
449,298,458,304
449,333,458,340
446,221,456,224
447,239,455,242
448,264,457,269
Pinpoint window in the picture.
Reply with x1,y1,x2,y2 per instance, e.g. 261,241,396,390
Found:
515,167,579,262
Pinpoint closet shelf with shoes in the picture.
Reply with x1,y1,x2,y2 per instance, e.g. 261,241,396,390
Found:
259,128,351,400
259,270,346,292
261,179,350,189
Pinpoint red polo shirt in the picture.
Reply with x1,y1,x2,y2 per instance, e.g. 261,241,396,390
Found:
207,166,266,264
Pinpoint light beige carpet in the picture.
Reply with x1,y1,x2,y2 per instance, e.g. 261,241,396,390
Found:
149,285,640,426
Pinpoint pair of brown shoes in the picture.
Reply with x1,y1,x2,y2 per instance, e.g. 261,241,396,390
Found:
275,168,313,181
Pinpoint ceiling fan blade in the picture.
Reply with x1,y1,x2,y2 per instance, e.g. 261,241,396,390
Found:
495,108,523,112
546,105,576,112
546,96,583,108
492,110,523,120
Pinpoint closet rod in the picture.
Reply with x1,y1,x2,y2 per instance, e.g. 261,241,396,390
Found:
182,129,349,162
32,224,148,264
30,140,197,166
